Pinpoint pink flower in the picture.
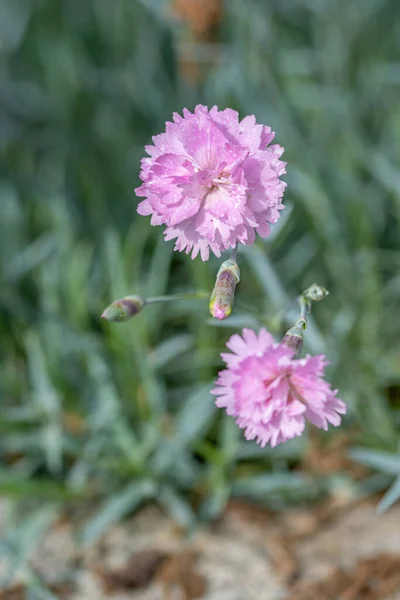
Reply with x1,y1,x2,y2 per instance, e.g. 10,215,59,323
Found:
212,328,347,447
135,105,286,261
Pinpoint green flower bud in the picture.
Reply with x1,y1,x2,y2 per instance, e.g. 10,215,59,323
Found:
303,283,329,302
281,318,306,356
101,295,144,323
209,259,240,320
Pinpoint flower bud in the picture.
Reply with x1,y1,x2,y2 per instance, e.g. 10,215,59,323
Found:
209,259,240,320
101,295,144,323
281,318,306,355
303,283,329,302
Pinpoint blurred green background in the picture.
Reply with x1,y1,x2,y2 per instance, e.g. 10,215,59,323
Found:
1,0,400,579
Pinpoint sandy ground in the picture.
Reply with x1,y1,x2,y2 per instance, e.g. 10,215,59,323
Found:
1,495,400,600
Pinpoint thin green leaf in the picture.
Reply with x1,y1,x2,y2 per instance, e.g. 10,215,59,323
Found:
150,334,195,368
377,475,400,514
80,480,156,545
176,384,216,444
158,486,196,528
349,448,400,475
232,473,311,498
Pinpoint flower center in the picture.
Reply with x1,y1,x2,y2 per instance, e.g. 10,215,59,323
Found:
194,162,231,189
195,168,215,189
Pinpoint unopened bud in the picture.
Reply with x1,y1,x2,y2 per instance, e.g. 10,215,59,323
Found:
209,259,240,320
303,283,329,302
101,295,144,323
281,318,306,355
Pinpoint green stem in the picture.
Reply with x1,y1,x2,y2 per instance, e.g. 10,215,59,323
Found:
145,291,208,304
230,246,238,262
299,294,310,322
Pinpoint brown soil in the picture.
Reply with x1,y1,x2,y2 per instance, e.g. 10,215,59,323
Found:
1,493,400,600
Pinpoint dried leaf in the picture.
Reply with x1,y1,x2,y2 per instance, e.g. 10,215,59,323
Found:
157,552,207,600
287,554,400,600
94,549,168,591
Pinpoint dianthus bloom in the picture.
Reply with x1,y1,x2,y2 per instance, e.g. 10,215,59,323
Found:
212,328,346,447
135,105,286,261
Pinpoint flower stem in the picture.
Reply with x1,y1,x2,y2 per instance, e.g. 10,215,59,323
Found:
281,284,329,354
299,283,329,323
145,291,208,304
299,295,310,324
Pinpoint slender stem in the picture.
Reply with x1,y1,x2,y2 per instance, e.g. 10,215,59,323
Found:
298,295,310,323
145,291,208,304
230,246,238,262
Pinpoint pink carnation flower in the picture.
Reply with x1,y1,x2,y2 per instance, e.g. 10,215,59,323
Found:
212,328,346,447
135,105,286,261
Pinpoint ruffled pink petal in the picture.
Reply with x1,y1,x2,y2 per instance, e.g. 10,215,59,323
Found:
213,327,347,447
135,105,286,260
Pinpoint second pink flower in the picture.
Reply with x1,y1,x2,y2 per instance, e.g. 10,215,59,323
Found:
212,328,347,447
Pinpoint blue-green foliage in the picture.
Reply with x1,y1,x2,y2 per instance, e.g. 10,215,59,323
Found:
1,0,400,576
